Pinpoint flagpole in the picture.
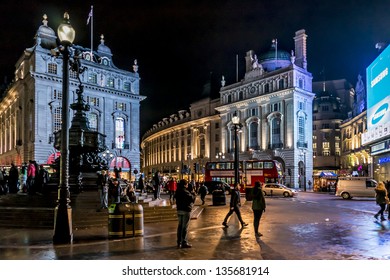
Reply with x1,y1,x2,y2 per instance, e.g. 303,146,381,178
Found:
90,5,93,59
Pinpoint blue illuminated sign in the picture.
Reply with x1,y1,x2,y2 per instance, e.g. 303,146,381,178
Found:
366,44,390,132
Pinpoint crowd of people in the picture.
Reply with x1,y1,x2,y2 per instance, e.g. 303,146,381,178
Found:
0,161,49,196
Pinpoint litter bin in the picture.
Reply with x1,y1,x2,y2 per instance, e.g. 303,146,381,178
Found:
108,203,144,238
212,189,226,206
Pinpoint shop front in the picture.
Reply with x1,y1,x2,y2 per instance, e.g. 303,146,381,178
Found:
313,171,337,192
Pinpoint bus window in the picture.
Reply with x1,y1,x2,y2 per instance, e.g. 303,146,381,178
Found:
264,162,274,169
246,162,253,169
253,161,263,169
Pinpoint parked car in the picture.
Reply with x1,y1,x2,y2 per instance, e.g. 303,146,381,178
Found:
203,181,232,194
262,183,297,197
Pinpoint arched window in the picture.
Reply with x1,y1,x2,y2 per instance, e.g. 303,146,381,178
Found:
249,122,258,149
271,117,282,148
115,117,125,149
298,116,305,144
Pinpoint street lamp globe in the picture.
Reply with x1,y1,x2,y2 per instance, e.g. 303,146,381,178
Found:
57,12,75,45
232,115,240,125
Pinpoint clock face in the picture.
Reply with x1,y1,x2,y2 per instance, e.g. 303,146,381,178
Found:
250,86,256,94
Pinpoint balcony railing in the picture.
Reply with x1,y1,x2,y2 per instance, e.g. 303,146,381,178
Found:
268,143,284,149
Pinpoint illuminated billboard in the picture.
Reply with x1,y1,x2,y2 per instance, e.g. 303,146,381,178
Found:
362,44,390,145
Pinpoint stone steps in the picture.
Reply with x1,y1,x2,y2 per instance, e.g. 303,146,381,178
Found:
0,191,202,228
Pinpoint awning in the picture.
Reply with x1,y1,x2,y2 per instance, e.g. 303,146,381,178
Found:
319,171,337,178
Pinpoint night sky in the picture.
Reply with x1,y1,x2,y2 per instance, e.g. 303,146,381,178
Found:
1,0,389,135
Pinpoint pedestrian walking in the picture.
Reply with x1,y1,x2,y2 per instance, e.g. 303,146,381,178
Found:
385,180,390,212
138,174,145,193
222,183,248,228
167,177,177,203
36,165,49,194
26,160,36,195
114,166,122,179
8,163,19,194
97,170,109,210
198,182,208,205
252,181,266,237
174,179,196,248
20,163,27,192
0,168,5,195
153,171,162,200
374,181,389,221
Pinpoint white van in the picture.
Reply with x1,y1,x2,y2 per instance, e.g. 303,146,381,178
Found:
335,177,377,199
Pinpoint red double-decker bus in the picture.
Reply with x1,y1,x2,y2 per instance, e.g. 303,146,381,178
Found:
204,159,283,192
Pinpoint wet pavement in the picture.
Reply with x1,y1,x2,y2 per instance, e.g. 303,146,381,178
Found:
0,196,263,260
0,192,390,260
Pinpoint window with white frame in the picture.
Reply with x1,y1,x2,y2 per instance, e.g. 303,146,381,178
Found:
48,63,57,74
115,117,125,149
53,107,62,132
106,77,115,88
271,117,281,147
249,121,258,149
124,82,131,91
88,72,97,84
298,116,305,143
88,113,98,131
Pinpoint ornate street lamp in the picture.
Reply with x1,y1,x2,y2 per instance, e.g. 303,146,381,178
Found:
232,114,243,185
53,12,75,244
216,152,225,160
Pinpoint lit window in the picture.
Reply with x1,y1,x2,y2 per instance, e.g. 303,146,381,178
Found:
88,73,97,84
115,117,125,149
106,77,114,88
87,96,99,107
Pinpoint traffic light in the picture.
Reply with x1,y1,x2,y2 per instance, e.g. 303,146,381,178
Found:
288,168,291,176
193,163,198,172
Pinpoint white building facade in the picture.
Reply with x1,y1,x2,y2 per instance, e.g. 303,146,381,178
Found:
141,30,314,189
0,15,144,180
216,30,314,188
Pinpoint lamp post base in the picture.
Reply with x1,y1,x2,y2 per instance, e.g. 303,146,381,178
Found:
53,206,73,244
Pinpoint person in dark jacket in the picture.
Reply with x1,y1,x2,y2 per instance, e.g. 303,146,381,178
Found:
374,181,388,221
174,179,196,248
198,183,208,205
8,163,19,194
222,183,248,228
252,181,266,237
153,171,162,200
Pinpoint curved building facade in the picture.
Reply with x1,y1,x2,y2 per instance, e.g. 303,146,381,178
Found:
141,30,314,189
